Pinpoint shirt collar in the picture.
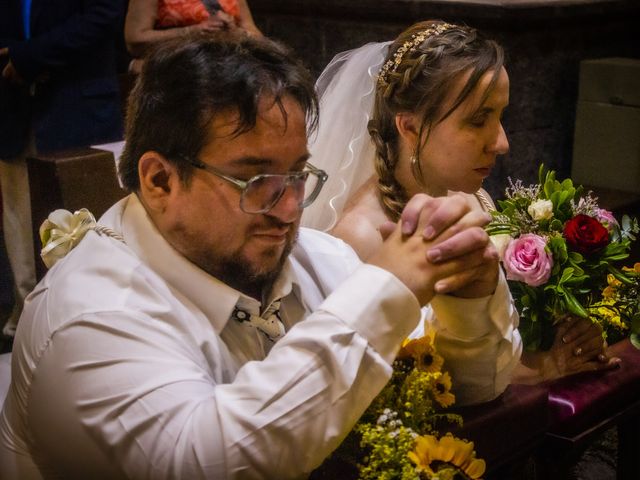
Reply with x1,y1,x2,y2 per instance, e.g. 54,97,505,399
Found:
112,194,297,333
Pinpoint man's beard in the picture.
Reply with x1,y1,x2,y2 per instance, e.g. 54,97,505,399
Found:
210,227,298,299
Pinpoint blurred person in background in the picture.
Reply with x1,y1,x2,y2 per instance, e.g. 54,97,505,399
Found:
0,0,125,337
125,0,261,73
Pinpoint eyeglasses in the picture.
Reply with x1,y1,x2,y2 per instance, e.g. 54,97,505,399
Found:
190,160,328,214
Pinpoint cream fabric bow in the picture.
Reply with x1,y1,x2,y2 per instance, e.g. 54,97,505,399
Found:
39,208,97,268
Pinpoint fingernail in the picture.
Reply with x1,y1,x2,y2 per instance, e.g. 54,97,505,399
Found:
427,249,441,262
423,225,435,240
402,221,413,235
435,280,447,293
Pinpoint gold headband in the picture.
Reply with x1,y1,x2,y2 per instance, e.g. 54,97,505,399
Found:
377,23,456,87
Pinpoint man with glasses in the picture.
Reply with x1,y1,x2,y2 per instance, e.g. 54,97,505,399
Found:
0,33,511,479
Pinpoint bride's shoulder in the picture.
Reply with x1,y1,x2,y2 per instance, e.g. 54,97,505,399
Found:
330,182,388,261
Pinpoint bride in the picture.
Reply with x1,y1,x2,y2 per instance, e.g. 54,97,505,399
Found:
303,20,618,399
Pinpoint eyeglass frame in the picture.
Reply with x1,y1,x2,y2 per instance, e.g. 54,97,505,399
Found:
188,158,328,214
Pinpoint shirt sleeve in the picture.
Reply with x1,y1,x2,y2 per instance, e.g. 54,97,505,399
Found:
424,268,522,405
26,266,421,479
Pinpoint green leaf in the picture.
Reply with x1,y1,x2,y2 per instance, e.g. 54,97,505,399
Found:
561,178,574,190
563,290,589,318
519,315,542,352
563,274,588,285
538,163,546,185
608,266,634,285
559,267,575,283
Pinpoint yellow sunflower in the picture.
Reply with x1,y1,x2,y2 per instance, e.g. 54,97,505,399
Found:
431,372,455,408
397,335,444,374
408,433,486,479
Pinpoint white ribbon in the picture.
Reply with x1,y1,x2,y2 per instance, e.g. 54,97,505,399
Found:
39,208,97,268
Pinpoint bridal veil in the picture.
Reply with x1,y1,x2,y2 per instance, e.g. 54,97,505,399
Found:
302,42,391,232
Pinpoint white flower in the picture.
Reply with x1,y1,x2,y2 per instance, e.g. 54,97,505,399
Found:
490,233,512,260
39,209,96,268
527,199,554,221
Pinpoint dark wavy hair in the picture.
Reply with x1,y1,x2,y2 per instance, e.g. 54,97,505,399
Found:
119,31,318,192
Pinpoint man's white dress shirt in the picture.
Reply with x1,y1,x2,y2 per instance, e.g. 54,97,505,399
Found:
0,194,520,479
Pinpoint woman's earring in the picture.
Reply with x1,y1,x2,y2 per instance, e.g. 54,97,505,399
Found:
410,154,426,188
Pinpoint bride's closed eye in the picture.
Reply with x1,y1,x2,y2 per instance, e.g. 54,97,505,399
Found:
468,114,488,128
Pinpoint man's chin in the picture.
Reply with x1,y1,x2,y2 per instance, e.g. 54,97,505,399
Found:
214,238,296,296
248,243,291,280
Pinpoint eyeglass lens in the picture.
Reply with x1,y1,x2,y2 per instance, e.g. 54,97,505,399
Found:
241,172,320,213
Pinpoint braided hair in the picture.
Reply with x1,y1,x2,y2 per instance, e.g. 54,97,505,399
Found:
368,20,504,221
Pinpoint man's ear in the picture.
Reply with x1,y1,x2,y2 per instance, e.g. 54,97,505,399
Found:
138,152,178,212
395,112,420,146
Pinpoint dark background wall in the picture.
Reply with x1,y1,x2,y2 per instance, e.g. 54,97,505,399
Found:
249,0,640,199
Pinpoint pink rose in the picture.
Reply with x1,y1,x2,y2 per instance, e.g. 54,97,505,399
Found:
595,208,619,232
503,233,553,286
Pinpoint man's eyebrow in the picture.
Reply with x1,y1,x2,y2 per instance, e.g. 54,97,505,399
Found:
229,156,275,167
229,154,312,168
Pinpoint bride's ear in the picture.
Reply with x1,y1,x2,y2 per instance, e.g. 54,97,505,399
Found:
395,113,420,146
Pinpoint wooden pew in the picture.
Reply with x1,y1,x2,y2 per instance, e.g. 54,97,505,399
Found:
537,339,640,480
450,383,550,479
27,147,126,279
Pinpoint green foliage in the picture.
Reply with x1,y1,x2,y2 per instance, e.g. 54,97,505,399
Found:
489,164,640,350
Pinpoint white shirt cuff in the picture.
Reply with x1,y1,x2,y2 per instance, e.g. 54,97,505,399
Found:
430,269,516,340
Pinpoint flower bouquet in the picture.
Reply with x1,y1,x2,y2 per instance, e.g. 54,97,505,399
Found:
487,165,639,351
320,334,486,480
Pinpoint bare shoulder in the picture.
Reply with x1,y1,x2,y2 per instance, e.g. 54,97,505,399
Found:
330,180,389,261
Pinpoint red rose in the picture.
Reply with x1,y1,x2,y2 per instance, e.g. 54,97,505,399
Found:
563,214,610,255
